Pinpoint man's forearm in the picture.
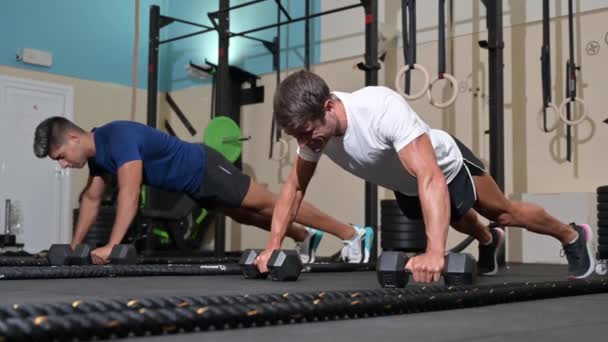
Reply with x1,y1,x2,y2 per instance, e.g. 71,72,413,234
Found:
267,184,304,249
419,174,450,254
72,198,101,247
107,190,139,246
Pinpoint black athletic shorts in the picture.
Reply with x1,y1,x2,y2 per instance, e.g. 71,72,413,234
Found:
394,136,486,222
189,145,251,209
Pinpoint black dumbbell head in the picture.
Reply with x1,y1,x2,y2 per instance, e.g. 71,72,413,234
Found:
444,253,477,286
239,249,268,279
377,251,409,288
267,250,302,281
47,244,73,266
69,244,92,265
109,245,137,264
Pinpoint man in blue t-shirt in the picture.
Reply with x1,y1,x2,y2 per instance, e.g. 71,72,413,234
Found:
33,117,373,264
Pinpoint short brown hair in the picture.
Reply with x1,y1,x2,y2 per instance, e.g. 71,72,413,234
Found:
273,70,331,131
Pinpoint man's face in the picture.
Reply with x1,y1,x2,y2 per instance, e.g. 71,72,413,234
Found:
49,134,87,169
287,117,335,153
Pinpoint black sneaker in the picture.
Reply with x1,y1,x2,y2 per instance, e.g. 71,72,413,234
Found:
563,223,595,279
477,225,505,275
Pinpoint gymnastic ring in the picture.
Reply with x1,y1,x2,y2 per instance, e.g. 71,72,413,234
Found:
426,73,459,109
271,138,289,162
394,64,430,101
559,97,587,126
539,102,560,132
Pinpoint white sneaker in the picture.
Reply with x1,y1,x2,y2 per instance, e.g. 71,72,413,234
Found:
340,226,374,263
295,227,324,264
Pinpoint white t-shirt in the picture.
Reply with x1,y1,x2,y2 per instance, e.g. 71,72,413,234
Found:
297,86,463,196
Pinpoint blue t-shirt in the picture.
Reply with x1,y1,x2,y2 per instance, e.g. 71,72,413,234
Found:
88,121,206,194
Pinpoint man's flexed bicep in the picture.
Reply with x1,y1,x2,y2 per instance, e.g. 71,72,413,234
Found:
397,134,450,283
397,134,449,254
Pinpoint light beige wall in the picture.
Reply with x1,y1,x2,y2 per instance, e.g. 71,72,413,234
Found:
0,66,153,212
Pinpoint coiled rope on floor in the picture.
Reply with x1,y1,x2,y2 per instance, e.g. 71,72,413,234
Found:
0,279,607,341
0,261,374,281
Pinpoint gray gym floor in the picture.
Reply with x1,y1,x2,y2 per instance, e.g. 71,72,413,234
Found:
1,263,606,341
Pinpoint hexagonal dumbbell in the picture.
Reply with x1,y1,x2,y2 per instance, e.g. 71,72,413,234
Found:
48,244,91,265
109,244,138,264
239,249,303,281
377,251,477,288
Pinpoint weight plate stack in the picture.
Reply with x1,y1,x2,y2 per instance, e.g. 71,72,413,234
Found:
597,186,608,259
380,199,426,252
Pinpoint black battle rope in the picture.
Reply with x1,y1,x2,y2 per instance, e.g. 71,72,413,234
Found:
1,279,607,341
0,262,375,281
0,256,241,268
0,259,49,267
0,287,461,320
0,253,345,268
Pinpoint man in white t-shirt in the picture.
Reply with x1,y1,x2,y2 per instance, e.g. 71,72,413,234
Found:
254,70,595,283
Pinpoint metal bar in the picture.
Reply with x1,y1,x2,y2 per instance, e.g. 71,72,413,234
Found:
482,0,505,266
305,0,310,70
4,199,10,235
222,136,251,143
275,0,292,20
363,0,379,263
160,15,214,30
147,5,160,127
214,0,231,259
485,0,505,191
160,6,268,44
159,28,215,45
208,0,267,16
234,3,362,37
164,120,176,137
165,93,197,136
275,3,282,141
228,32,272,44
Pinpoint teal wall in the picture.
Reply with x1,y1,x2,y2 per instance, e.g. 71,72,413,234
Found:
0,0,321,91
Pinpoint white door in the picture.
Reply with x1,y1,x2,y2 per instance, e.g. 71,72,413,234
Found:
0,75,73,252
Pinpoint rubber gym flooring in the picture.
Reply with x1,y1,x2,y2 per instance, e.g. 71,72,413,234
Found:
0,263,606,341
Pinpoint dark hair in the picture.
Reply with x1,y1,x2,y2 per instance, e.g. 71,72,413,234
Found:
33,116,84,158
273,70,331,131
